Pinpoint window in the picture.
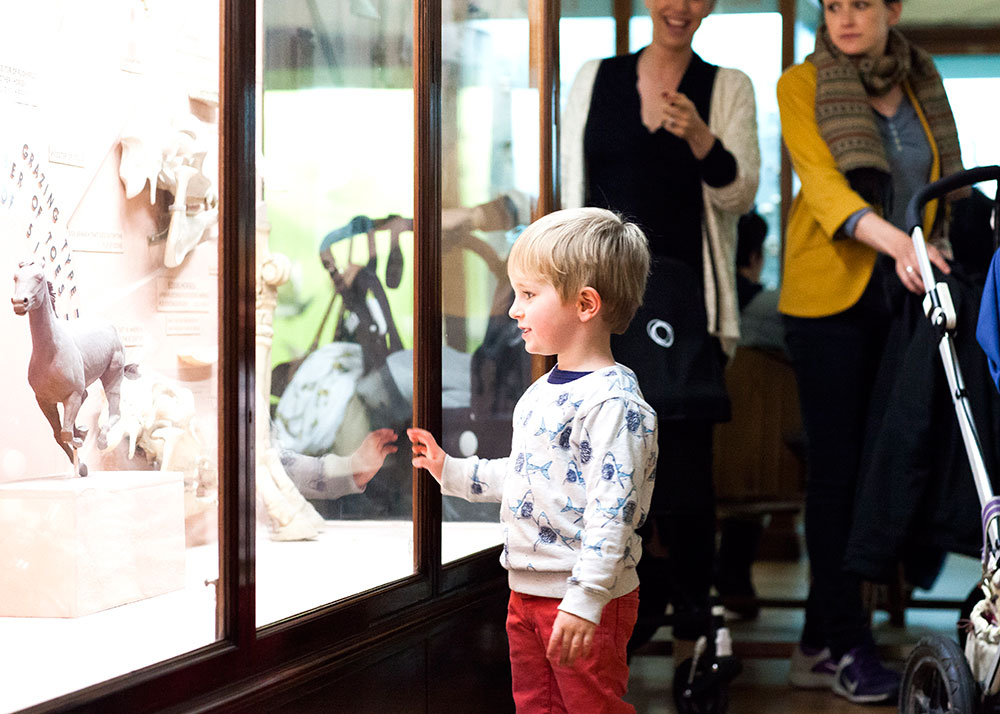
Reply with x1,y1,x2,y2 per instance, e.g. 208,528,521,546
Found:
0,1,586,711
0,2,221,709
438,0,538,563
258,0,417,625
938,55,1000,196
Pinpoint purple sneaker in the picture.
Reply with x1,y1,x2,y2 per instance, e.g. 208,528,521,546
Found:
833,646,901,704
789,644,838,689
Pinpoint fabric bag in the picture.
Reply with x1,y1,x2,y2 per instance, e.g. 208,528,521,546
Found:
612,256,730,422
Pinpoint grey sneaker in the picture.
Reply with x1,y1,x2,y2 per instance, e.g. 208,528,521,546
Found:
832,646,900,704
789,644,838,689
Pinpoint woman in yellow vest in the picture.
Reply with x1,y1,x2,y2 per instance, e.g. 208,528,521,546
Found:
777,0,962,705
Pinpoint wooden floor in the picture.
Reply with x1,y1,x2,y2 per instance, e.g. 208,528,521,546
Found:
624,547,981,712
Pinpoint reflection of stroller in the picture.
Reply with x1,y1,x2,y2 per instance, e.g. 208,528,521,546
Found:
898,166,1000,714
270,197,532,517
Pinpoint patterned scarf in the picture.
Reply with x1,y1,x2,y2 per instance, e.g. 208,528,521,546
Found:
807,25,964,212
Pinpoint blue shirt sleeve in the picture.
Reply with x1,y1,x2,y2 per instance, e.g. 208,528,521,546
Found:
977,248,1000,393
839,207,873,240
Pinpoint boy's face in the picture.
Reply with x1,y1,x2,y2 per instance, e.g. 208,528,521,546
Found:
508,271,580,357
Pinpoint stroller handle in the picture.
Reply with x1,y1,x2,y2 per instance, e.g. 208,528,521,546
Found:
905,165,1000,234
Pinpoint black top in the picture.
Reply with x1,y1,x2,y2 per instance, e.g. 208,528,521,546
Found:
583,50,737,275
585,50,737,420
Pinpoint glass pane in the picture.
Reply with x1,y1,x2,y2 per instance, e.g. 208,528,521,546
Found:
939,55,1000,195
258,0,416,624
795,0,821,65
0,1,220,709
792,2,819,201
439,0,538,563
559,17,616,113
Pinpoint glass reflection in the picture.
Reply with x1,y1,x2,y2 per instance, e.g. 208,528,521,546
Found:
0,0,220,709
439,0,538,562
258,0,415,624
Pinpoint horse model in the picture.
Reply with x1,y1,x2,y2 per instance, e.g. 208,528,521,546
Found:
11,261,139,476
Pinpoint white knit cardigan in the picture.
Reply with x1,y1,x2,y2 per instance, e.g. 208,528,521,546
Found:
561,58,761,355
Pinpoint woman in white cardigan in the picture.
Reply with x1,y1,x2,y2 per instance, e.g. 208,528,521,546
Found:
561,0,760,666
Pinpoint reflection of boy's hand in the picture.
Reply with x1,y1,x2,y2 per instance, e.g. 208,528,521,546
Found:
547,610,595,668
406,428,445,483
350,428,398,489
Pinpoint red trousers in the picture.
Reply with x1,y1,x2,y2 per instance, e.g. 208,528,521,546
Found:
506,588,639,714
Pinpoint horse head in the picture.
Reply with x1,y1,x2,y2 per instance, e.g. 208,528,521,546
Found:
11,261,54,316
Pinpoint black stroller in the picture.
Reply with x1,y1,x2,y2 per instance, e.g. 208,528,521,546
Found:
899,165,1000,714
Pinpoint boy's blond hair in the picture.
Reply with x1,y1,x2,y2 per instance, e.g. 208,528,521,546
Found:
507,207,650,334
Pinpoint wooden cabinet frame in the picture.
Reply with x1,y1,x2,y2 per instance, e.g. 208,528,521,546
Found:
23,2,556,712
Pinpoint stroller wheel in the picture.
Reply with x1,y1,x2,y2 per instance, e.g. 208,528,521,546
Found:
900,635,977,714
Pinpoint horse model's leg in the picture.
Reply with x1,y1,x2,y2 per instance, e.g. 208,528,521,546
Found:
60,390,90,477
99,356,126,451
36,398,74,464
74,390,89,442
60,390,85,449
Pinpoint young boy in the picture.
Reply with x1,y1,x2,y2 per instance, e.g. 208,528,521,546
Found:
408,207,657,713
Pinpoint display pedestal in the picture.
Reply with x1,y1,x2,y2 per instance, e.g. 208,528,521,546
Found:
0,471,186,618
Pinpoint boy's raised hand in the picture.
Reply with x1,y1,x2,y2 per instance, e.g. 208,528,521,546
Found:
547,610,596,668
407,428,445,482
350,428,399,489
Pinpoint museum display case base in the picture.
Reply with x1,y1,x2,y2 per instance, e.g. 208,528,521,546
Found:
0,471,185,618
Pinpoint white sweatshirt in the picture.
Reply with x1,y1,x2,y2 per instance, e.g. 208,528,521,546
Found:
441,365,658,624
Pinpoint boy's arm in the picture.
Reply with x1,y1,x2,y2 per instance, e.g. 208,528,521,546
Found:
560,397,656,624
349,428,399,489
408,427,507,502
439,455,508,503
407,427,446,481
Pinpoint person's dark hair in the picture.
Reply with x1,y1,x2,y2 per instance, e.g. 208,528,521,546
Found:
736,210,768,268
949,188,999,278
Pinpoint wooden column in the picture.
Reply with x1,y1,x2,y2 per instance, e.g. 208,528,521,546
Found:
413,0,443,588
219,0,257,647
531,0,560,219
614,0,631,56
901,25,1000,55
530,0,561,378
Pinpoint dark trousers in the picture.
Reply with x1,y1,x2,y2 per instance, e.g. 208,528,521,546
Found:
783,281,891,658
629,419,716,651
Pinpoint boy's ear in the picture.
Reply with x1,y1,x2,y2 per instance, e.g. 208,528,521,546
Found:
577,286,602,323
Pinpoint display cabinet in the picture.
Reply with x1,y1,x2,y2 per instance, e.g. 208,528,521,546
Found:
1,1,223,710
0,1,790,711
0,0,554,712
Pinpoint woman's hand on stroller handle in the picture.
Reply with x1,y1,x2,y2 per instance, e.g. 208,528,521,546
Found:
854,211,950,294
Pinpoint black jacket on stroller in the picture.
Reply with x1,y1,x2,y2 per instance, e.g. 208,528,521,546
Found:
845,264,1000,588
